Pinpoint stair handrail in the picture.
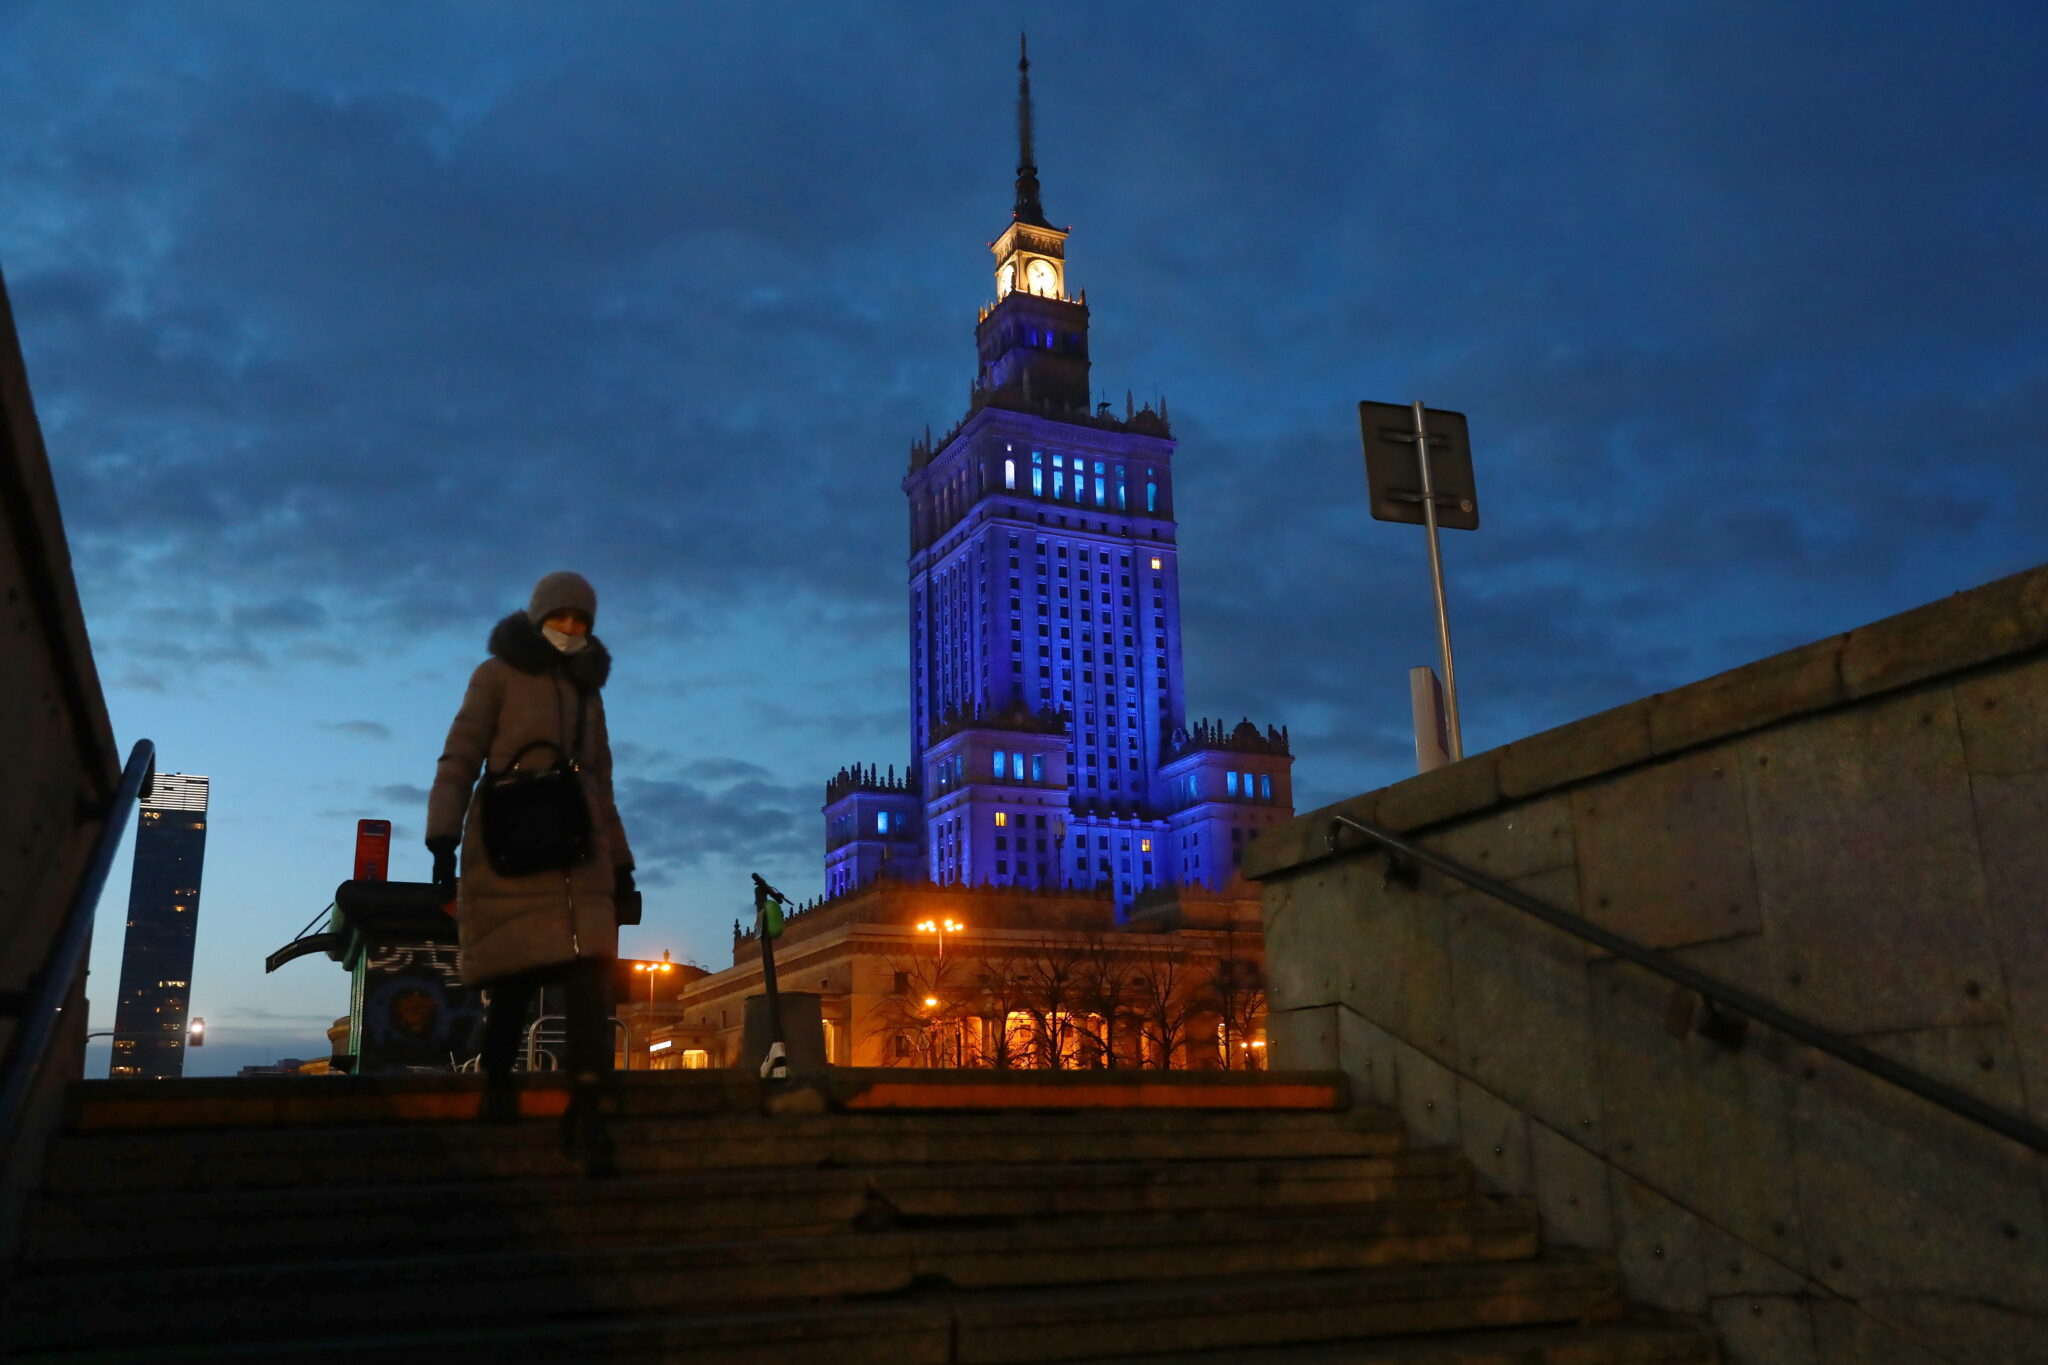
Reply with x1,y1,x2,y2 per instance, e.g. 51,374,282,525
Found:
0,738,156,1161
1326,811,2048,1156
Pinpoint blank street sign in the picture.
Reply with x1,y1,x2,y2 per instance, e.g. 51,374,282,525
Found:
1358,402,1480,530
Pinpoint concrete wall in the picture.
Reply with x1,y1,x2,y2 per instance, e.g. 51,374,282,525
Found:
1249,565,2048,1364
1,269,122,1242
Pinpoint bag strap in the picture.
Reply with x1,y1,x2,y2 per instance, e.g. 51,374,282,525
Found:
495,738,566,776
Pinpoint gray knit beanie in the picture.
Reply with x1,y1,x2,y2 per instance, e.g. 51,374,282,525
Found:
527,571,597,626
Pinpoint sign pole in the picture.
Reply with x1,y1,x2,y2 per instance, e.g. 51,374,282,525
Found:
1411,401,1464,760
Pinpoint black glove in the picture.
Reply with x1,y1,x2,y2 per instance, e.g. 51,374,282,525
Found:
614,865,642,926
427,836,458,891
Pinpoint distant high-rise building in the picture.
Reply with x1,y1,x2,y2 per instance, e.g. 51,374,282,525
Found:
109,773,209,1079
820,44,1294,915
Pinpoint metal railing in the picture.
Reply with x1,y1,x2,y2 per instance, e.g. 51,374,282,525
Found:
0,738,156,1161
1327,812,2048,1156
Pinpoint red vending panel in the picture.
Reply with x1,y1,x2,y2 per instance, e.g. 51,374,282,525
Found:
354,819,392,883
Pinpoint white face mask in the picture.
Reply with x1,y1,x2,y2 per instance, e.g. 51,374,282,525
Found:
542,624,589,654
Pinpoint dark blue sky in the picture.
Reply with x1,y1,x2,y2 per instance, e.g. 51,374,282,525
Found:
7,3,2045,1073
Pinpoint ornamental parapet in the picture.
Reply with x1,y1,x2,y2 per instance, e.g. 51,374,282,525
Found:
824,763,918,806
927,701,1069,745
1161,717,1292,766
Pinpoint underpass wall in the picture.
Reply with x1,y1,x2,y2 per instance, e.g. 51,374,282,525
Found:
1,269,120,1247
1250,565,2048,1364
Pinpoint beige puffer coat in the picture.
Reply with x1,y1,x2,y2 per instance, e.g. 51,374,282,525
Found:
426,613,633,986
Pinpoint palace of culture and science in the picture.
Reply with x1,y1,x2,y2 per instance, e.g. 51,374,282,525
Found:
663,46,1294,1070
818,44,1295,916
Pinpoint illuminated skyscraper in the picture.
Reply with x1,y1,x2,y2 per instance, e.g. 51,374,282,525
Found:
108,773,209,1079
823,45,1293,914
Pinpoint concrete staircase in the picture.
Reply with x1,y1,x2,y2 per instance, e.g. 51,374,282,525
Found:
2,1070,1717,1363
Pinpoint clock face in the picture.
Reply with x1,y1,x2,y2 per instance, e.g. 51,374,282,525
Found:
997,263,1015,298
1025,258,1058,297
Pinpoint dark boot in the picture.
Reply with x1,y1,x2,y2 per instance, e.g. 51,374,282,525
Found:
479,1072,520,1126
561,1072,618,1177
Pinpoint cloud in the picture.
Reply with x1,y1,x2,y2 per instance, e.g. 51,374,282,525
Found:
371,782,431,805
616,772,816,876
231,597,329,632
321,719,392,741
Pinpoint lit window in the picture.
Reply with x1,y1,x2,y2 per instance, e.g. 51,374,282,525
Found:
1141,838,1152,853
994,751,1008,779
1227,772,1239,796
1260,774,1272,800
1005,458,1016,490
1030,754,1045,782
1147,480,1158,512
995,811,1008,827
877,811,891,834
1150,557,1161,570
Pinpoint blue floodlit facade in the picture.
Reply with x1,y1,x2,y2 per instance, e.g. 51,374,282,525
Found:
821,49,1293,917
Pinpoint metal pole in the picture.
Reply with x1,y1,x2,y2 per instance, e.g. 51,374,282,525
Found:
1411,401,1464,760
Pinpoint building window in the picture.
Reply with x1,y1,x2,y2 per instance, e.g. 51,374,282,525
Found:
1004,458,1016,490
1030,754,1045,782
1227,771,1239,796
877,811,891,834
1147,480,1158,512
995,811,1008,827
1260,774,1272,800
993,751,1008,779
1140,838,1152,853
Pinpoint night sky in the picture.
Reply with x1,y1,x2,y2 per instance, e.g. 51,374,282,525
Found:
7,4,2044,1075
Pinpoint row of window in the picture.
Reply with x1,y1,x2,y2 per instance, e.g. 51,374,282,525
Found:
1002,452,1162,514
991,750,1048,782
1172,771,1276,803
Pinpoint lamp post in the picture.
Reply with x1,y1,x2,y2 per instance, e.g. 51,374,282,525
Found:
914,918,963,1066
633,950,674,1069
1052,816,1067,891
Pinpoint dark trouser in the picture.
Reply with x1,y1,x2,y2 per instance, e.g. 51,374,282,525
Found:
479,957,613,1079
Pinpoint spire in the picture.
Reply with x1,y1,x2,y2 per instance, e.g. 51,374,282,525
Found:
1013,33,1050,227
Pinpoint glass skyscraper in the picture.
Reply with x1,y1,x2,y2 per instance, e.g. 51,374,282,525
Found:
109,773,209,1079
822,50,1293,916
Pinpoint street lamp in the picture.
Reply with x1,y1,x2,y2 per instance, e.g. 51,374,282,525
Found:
914,919,963,1068
1052,816,1067,890
915,917,963,965
188,1017,205,1048
633,950,674,1069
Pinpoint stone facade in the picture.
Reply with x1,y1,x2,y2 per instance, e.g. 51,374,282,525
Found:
644,878,1267,1073
1249,563,2048,1363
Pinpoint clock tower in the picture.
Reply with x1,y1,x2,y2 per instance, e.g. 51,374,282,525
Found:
975,36,1091,416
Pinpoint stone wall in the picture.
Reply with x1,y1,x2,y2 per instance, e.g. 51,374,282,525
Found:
1248,564,2048,1364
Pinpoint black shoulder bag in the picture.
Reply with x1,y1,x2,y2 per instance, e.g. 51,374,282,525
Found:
479,687,594,878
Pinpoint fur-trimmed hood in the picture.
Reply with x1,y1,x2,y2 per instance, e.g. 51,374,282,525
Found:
487,611,612,690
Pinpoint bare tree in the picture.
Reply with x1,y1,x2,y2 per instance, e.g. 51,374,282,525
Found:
1070,932,1140,1069
1128,945,1201,1070
1017,936,1089,1069
1202,917,1268,1070
862,951,968,1068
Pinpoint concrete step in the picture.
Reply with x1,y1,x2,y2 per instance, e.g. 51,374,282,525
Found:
1056,1321,1718,1364
4,1201,1546,1349
20,1151,1477,1265
4,1313,1716,1365
6,1256,1623,1359
39,1108,1406,1195
63,1068,1350,1133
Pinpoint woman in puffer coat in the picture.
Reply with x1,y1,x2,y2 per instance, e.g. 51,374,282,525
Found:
426,570,634,1165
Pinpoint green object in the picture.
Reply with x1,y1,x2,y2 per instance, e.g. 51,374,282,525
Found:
760,895,785,939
